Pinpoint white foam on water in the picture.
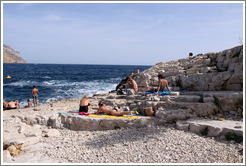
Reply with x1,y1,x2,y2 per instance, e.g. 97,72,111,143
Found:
3,80,39,87
42,76,51,79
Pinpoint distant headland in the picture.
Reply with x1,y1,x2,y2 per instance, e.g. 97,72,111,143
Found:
3,44,27,63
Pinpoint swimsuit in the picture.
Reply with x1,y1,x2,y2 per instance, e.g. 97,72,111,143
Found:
6,107,17,110
79,105,89,113
32,94,38,99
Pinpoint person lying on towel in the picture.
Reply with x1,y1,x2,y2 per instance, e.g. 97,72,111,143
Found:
94,102,133,117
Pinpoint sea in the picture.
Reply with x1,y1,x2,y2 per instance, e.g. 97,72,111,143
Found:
3,63,151,108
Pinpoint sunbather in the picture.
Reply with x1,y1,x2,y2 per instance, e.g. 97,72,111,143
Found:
5,101,17,110
79,94,92,113
94,102,133,117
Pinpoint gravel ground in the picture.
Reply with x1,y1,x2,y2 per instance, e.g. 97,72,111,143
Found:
40,124,243,163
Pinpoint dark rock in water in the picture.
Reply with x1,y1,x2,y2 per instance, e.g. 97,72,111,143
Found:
116,77,128,91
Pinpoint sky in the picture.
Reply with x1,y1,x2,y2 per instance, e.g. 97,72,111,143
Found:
2,2,244,65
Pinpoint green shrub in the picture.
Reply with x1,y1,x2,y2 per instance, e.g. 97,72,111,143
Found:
201,127,209,136
198,94,204,103
187,65,193,69
114,126,121,130
213,96,220,108
225,131,243,143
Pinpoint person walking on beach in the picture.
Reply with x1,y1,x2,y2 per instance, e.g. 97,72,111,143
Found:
32,85,39,107
79,94,92,113
24,99,32,108
155,74,171,94
126,76,138,92
94,102,133,116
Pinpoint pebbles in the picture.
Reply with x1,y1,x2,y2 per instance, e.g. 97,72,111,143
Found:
39,125,243,163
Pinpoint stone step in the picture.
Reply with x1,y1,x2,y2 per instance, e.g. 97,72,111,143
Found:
157,101,218,117
176,118,243,140
59,114,166,131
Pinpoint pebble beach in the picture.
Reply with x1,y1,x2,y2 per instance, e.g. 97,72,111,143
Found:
8,123,243,163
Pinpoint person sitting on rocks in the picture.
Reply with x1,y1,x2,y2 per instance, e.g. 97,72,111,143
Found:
5,100,18,110
147,74,171,94
94,102,133,116
189,52,193,59
79,94,92,113
3,98,7,110
24,99,32,108
126,76,138,92
155,74,171,94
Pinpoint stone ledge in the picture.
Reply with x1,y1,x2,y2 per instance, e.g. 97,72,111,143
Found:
176,118,243,139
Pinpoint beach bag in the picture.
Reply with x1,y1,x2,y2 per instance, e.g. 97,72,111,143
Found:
144,107,154,116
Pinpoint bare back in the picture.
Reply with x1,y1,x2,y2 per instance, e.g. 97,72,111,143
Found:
7,102,16,108
159,79,168,89
80,98,91,106
97,105,112,115
32,88,39,95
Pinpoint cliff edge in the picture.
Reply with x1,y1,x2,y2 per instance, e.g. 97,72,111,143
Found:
3,44,27,63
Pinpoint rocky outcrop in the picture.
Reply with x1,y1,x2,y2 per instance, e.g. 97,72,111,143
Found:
117,45,243,91
3,44,27,63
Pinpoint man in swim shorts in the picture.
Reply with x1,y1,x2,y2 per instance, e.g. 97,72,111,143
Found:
32,85,39,107
94,102,133,116
79,94,92,113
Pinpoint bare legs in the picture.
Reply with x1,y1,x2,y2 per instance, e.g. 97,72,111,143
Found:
111,110,133,117
33,98,38,107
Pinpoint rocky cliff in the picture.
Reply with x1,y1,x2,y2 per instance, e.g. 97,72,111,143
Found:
118,45,243,91
3,44,27,63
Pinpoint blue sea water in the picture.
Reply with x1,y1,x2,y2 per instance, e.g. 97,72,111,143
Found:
3,63,151,108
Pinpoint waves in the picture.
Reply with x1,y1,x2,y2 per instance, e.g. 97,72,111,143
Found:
3,78,118,108
3,64,150,108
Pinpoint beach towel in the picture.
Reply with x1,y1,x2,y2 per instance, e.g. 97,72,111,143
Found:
139,91,170,96
88,114,139,119
59,111,139,119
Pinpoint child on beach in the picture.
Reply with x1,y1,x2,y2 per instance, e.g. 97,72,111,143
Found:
24,99,32,108
95,102,133,116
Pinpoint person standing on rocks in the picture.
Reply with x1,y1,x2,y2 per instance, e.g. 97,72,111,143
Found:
79,94,92,113
31,85,39,107
155,74,171,94
126,76,138,92
95,102,133,116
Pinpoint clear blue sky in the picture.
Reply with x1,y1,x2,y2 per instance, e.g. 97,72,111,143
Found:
3,2,244,65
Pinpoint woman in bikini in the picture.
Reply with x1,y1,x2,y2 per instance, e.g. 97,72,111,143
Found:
79,94,92,113
94,102,133,117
